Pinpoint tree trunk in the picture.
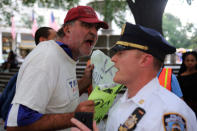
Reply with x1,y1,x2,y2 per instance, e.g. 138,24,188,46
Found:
127,0,168,35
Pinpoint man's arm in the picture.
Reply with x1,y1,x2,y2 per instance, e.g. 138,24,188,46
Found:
7,113,74,131
78,64,94,95
6,100,94,131
171,74,183,99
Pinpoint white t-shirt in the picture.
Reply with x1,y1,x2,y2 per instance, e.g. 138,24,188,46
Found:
7,40,79,127
106,77,197,131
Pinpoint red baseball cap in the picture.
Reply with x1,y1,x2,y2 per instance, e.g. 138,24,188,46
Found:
64,6,109,29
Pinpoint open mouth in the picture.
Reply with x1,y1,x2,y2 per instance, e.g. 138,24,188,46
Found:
85,39,94,47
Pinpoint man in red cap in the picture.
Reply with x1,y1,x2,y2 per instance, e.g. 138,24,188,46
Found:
6,6,108,131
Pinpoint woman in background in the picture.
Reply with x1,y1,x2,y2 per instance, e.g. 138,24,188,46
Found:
1,50,18,72
177,51,197,116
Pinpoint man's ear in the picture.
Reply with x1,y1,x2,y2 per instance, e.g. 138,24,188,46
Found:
39,37,47,43
63,25,70,35
139,54,153,67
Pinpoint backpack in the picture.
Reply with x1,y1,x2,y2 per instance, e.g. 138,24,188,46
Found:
0,72,18,121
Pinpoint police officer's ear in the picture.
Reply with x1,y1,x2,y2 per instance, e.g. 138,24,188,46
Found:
139,53,153,67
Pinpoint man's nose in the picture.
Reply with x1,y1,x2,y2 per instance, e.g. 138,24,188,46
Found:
89,27,98,35
111,55,117,62
89,29,98,40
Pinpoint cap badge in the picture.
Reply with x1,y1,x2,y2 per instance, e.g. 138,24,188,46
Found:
121,24,126,35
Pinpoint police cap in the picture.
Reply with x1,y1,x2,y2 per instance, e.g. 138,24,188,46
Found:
111,22,176,62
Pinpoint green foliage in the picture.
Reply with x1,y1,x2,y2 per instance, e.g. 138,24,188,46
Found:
37,16,44,26
0,0,18,26
89,0,128,28
189,26,197,49
163,13,197,49
114,11,127,28
22,0,79,10
20,13,44,29
0,0,79,26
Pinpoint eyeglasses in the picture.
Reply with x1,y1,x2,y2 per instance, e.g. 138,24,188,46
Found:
80,21,101,31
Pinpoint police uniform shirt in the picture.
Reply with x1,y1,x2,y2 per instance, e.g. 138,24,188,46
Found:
106,77,197,131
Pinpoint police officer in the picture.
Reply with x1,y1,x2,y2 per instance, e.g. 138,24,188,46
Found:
70,22,197,131
105,22,197,131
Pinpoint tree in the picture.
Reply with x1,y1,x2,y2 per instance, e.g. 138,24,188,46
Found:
163,13,189,48
163,13,197,49
88,0,192,35
22,0,79,9
126,0,193,35
188,25,197,49
0,0,79,26
0,0,18,26
21,13,44,28
88,0,127,28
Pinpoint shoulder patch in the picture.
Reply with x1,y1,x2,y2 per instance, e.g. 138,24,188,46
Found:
163,113,186,131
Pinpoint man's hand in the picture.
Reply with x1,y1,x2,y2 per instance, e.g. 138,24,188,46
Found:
71,118,99,131
75,100,94,112
83,64,94,80
78,64,94,95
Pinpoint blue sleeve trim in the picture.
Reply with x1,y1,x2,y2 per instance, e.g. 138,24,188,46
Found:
4,104,13,129
17,104,43,126
171,74,183,98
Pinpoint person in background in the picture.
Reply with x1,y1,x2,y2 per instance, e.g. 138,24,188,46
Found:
5,5,108,131
1,50,18,72
157,67,183,98
16,27,57,63
34,27,57,45
177,51,197,116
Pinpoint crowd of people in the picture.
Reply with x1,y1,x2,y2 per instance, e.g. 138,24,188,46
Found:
0,5,197,131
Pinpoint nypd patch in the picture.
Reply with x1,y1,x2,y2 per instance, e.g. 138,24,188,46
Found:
163,113,186,131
